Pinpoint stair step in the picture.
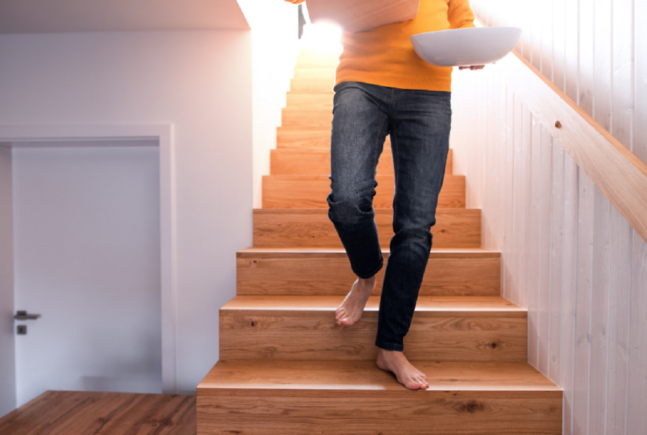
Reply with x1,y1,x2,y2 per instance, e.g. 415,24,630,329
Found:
197,360,562,435
277,127,332,149
293,68,336,82
262,174,465,209
290,77,335,94
282,107,333,130
220,295,527,361
253,207,478,248
296,52,339,69
236,248,500,296
277,127,392,149
270,148,453,175
285,93,333,110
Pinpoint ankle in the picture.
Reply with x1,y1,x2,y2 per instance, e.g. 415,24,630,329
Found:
357,275,376,286
377,348,399,358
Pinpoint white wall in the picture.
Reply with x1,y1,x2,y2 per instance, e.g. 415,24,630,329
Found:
470,0,647,167
238,0,299,208
456,4,647,433
0,146,16,417
450,54,647,435
0,30,253,394
0,0,250,33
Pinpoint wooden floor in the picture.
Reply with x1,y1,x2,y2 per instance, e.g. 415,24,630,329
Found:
0,391,196,435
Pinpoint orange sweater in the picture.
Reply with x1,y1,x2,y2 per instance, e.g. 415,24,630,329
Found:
286,0,475,91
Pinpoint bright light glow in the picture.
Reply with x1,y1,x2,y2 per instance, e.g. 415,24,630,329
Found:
301,22,343,52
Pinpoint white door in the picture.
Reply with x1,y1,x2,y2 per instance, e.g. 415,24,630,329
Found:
11,143,162,407
0,146,16,418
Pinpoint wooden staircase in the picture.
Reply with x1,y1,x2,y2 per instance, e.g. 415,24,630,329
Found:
197,42,563,434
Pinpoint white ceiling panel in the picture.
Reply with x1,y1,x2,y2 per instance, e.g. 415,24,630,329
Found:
0,0,249,33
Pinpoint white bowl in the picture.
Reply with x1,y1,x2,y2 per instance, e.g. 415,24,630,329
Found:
410,27,522,67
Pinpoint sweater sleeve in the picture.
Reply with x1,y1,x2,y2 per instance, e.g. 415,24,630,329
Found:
447,0,476,29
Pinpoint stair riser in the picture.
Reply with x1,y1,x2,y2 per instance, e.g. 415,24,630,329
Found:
296,58,338,69
293,68,336,81
285,93,333,110
236,254,500,296
282,108,332,130
220,312,527,361
270,149,453,176
198,394,562,435
271,150,394,175
290,78,336,94
295,53,339,69
262,175,466,209
253,209,480,248
277,128,332,149
277,128,392,149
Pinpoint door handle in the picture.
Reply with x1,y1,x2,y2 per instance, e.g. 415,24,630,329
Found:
14,310,41,320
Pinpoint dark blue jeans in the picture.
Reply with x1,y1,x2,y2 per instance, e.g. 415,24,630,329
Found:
327,81,452,352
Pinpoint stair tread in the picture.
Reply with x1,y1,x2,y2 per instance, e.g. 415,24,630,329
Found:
254,207,476,215
222,295,523,315
198,360,561,395
238,246,499,257
266,174,462,179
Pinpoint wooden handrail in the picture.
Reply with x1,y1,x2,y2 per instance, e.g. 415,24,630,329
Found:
497,51,647,244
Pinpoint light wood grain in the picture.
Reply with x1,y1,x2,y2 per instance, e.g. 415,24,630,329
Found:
285,93,333,110
305,0,420,33
292,67,335,82
253,207,478,248
296,53,339,69
277,126,392,149
199,359,561,393
220,295,527,361
236,248,501,296
0,391,195,435
503,52,647,244
197,360,561,434
290,76,335,94
262,174,465,209
198,395,562,435
277,127,332,149
271,143,450,175
281,107,333,130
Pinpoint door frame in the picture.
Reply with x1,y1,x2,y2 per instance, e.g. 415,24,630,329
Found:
0,123,178,394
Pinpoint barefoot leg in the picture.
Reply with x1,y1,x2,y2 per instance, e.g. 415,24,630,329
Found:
335,275,377,326
376,348,429,390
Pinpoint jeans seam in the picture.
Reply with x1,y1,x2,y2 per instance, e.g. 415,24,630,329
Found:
373,116,387,177
391,127,400,218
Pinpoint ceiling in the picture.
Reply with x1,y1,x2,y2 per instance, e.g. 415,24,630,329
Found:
0,0,249,34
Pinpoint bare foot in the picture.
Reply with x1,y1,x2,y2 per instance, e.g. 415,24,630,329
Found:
376,348,429,390
335,276,376,326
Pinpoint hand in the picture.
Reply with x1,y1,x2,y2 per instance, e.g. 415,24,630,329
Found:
458,65,485,70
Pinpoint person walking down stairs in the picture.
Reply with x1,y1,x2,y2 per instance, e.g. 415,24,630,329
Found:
284,0,484,390
196,2,562,434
